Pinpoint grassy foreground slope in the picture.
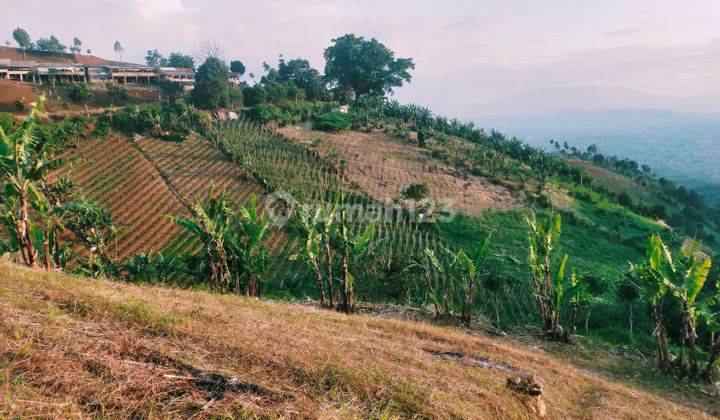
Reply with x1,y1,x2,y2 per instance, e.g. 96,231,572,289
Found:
0,262,712,418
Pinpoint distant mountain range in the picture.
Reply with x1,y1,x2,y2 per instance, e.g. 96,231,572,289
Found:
471,85,720,116
475,108,720,204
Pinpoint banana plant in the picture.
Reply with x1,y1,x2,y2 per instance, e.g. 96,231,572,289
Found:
636,234,713,376
338,201,376,313
631,258,671,371
320,203,339,308
171,193,234,290
698,282,720,379
0,95,54,267
227,195,271,297
451,234,492,327
58,201,119,277
291,206,328,307
406,248,448,318
562,267,588,341
526,212,564,335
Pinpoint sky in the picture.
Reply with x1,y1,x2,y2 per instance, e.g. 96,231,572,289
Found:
3,0,720,117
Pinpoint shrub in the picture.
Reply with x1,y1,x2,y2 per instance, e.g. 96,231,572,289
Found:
69,83,92,104
105,81,128,102
243,85,267,107
0,112,14,133
402,183,428,200
617,190,635,207
246,104,281,125
228,86,244,108
157,80,184,104
13,99,26,112
312,112,352,132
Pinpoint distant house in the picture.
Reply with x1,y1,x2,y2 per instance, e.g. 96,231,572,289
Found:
229,72,242,87
108,65,158,85
0,50,242,89
158,67,195,90
0,59,86,84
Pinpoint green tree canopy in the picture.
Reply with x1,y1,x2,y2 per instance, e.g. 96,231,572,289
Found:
113,41,124,61
35,36,67,53
70,37,82,54
230,60,246,75
324,34,414,97
167,52,195,69
145,49,167,67
12,28,32,49
191,56,229,110
260,56,328,100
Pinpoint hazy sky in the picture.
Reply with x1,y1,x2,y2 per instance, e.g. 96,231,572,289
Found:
3,0,720,116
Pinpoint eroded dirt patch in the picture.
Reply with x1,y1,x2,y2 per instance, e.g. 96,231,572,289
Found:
279,126,523,216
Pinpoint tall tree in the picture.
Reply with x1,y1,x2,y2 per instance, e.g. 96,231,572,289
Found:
167,52,195,69
191,57,229,110
324,34,414,98
70,37,82,54
113,41,124,61
145,49,166,67
12,28,32,50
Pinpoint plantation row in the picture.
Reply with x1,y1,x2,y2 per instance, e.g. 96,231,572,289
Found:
63,135,189,258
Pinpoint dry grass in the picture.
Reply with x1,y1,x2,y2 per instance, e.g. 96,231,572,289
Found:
279,126,522,216
0,261,715,418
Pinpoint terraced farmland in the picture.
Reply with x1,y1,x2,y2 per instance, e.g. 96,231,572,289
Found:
66,134,272,260
67,135,191,259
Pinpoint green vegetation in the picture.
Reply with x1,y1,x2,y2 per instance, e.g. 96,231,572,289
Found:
2,30,719,386
192,56,230,110
324,34,415,98
168,52,195,69
171,193,270,296
69,83,92,104
312,112,352,132
105,81,128,103
0,97,119,274
402,183,428,200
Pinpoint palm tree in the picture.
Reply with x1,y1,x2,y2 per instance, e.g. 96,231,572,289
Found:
0,96,54,267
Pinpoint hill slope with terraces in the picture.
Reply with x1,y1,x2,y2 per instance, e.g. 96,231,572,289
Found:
64,134,268,259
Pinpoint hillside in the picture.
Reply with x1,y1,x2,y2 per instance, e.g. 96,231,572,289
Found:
0,45,127,65
279,125,521,215
0,79,159,114
0,261,716,418
63,133,268,259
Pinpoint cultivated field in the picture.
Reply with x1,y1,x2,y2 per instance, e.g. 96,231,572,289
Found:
279,126,523,216
65,134,271,260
